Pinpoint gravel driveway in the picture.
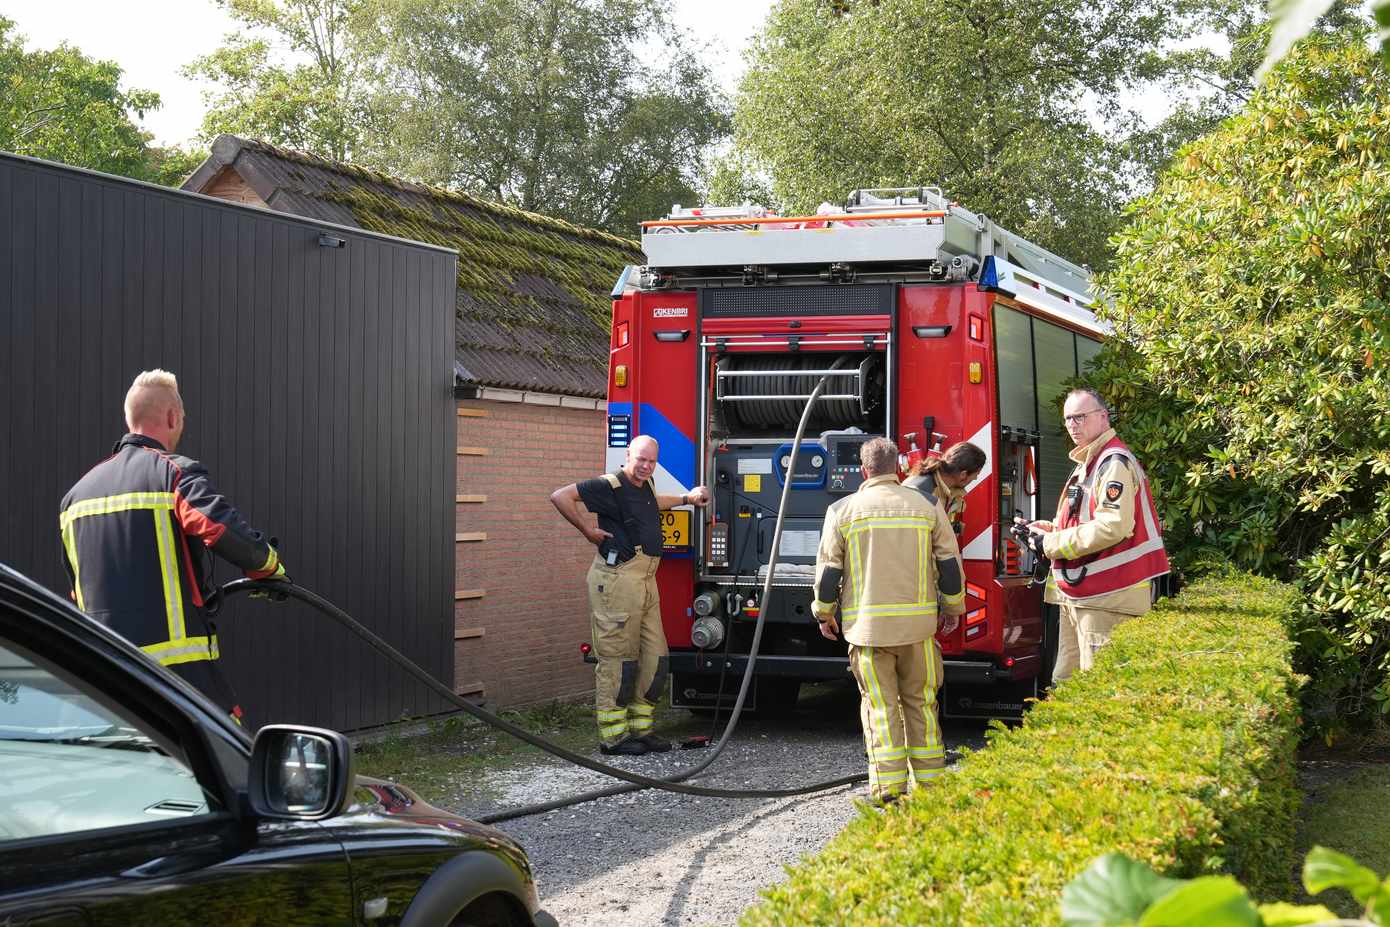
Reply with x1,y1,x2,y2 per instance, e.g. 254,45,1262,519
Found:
438,681,988,927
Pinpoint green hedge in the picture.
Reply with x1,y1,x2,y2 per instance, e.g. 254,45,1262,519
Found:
742,575,1301,926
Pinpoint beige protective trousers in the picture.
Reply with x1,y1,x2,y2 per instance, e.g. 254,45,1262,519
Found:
586,551,669,746
1052,600,1132,684
847,639,944,800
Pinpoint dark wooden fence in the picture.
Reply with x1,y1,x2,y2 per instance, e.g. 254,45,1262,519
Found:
0,152,457,731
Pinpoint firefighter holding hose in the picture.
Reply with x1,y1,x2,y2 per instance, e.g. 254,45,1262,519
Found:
1018,388,1170,683
59,369,288,725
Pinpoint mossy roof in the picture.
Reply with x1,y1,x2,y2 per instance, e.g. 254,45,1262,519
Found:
187,135,643,398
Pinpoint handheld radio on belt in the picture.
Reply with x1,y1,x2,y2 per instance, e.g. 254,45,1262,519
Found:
600,472,655,565
1056,476,1089,586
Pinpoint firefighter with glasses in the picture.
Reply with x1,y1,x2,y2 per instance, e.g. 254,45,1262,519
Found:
551,436,710,756
812,437,965,805
59,370,287,725
1019,388,1169,683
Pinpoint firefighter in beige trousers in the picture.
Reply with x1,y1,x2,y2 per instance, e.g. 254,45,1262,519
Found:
812,438,966,804
1021,388,1170,683
552,436,709,756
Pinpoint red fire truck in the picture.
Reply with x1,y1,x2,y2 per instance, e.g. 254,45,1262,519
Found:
603,188,1105,718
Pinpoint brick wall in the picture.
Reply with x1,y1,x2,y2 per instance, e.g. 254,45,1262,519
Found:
455,397,606,707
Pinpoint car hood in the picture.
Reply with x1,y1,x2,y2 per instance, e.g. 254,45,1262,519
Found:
339,774,530,866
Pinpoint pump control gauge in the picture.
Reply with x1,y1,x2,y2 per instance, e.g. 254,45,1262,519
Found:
811,454,824,468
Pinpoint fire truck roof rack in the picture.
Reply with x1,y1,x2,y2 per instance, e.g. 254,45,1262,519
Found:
635,186,1106,336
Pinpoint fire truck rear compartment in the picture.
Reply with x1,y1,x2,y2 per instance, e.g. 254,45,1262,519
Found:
685,348,890,691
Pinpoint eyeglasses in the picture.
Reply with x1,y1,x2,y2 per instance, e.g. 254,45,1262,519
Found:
1063,409,1105,426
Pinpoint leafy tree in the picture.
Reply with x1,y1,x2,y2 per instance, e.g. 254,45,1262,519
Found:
1263,0,1390,78
1123,2,1365,223
723,0,1249,269
185,0,379,161
185,0,728,236
361,0,728,235
144,145,207,187
1085,32,1390,738
0,16,193,184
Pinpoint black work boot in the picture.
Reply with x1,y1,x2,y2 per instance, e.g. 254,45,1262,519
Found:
635,734,672,753
600,737,649,756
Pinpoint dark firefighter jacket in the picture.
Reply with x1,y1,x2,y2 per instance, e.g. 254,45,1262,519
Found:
59,434,281,668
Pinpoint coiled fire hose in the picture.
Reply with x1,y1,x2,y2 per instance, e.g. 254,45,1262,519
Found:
221,357,866,823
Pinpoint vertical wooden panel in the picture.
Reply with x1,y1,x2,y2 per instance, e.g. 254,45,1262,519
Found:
10,167,37,571
31,171,59,571
385,244,406,722
364,235,389,722
0,163,10,552
0,153,455,731
344,233,368,726
54,175,80,491
327,230,351,731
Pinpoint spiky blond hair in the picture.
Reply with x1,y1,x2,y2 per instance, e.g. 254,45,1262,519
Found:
124,369,182,429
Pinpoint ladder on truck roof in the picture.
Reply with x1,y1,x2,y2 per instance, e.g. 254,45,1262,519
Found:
636,186,1105,337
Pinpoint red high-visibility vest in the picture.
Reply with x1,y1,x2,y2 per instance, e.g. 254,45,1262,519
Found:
1052,436,1170,600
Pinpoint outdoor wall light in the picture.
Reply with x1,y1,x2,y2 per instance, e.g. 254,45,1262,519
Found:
317,233,347,248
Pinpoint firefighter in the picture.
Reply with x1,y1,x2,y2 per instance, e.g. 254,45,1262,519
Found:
812,437,965,805
1020,388,1170,684
59,370,287,725
903,441,986,536
551,436,710,756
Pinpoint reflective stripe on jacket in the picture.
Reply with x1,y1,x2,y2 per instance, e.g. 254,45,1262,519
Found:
59,434,278,666
813,474,964,647
1044,431,1169,605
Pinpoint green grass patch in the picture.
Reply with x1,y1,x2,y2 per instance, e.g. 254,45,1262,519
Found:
742,575,1301,926
1295,762,1390,917
353,698,596,804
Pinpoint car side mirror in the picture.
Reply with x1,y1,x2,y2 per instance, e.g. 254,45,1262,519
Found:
248,725,354,821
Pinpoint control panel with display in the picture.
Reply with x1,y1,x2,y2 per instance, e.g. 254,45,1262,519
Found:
825,432,877,494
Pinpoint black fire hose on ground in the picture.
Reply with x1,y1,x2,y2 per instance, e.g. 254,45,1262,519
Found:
219,578,865,816
221,358,867,824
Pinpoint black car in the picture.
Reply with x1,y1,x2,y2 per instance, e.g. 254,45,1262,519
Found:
0,562,555,927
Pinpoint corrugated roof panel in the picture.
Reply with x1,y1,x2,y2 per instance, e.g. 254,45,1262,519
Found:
207,136,641,398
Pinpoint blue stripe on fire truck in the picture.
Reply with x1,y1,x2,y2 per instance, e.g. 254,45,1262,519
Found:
606,402,695,489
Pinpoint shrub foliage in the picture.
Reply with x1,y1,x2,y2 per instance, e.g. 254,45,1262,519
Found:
1085,32,1390,736
741,576,1299,926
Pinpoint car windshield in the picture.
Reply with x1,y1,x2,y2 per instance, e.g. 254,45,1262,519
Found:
0,640,220,842
0,646,156,749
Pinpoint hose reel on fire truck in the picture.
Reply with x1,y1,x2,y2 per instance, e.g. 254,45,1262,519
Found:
715,353,883,433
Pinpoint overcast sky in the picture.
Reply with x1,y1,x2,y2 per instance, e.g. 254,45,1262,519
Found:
2,0,778,147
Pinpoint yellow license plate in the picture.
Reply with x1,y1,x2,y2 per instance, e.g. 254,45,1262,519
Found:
661,509,691,551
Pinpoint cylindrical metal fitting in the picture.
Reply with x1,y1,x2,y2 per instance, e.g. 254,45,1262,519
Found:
690,615,725,650
692,591,721,617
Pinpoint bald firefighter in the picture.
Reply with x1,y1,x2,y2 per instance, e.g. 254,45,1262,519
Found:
812,437,965,805
1020,388,1170,683
551,436,710,756
59,370,287,724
